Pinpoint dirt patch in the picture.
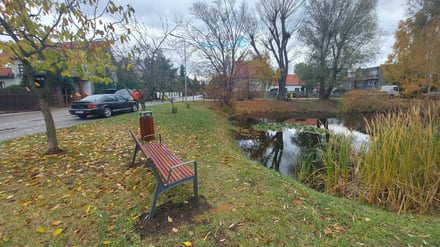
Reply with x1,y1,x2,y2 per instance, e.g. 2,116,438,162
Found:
134,195,212,241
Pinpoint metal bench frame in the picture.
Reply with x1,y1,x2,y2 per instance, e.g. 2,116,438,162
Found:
129,130,198,220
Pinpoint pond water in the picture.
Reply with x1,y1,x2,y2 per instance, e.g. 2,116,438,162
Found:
233,115,370,178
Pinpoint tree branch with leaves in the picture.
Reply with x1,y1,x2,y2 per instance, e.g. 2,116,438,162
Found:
0,0,134,154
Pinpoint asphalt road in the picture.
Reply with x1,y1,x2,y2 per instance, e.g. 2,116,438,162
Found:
0,96,202,143
0,107,97,142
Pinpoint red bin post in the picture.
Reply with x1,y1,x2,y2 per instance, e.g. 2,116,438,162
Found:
139,111,155,141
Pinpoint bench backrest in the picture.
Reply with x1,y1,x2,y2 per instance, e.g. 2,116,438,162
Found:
129,130,145,152
129,130,194,185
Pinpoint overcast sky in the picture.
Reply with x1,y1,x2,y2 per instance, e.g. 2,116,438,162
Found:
118,0,408,70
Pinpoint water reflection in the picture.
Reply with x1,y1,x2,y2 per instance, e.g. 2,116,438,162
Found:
236,128,321,176
234,116,369,178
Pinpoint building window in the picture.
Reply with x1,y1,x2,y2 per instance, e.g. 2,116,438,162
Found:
18,63,24,75
367,80,377,88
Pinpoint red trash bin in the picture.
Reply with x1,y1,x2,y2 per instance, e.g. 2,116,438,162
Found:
139,111,155,141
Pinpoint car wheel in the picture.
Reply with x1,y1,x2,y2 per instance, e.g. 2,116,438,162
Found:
103,107,112,118
79,114,87,119
131,103,139,112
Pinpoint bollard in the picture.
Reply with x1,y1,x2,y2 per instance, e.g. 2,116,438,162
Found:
139,111,155,141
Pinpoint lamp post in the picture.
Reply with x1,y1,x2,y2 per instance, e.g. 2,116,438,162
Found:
170,33,187,104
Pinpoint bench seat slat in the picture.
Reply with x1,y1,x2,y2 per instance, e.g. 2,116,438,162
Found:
143,143,194,184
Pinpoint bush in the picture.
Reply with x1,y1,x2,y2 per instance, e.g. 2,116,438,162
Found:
338,90,404,113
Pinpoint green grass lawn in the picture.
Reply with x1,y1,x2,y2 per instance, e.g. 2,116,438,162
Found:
0,102,439,246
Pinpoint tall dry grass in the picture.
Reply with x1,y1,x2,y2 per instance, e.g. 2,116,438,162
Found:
322,135,352,195
358,102,439,213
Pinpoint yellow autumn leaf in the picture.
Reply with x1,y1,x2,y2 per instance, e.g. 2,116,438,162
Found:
34,82,40,87
52,228,63,236
183,241,192,246
36,227,45,233
102,240,111,245
131,213,141,220
85,205,91,214
61,193,71,199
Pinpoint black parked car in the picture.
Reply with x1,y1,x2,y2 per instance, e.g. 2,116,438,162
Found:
69,94,138,119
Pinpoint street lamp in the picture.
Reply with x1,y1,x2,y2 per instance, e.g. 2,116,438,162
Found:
170,33,187,104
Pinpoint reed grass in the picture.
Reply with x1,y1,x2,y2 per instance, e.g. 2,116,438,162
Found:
359,102,440,213
314,101,439,213
297,147,326,190
321,135,353,195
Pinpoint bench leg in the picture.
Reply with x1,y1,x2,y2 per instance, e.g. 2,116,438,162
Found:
193,161,198,202
130,145,140,168
193,176,198,203
145,185,161,220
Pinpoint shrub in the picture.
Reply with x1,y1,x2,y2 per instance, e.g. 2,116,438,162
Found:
338,90,404,113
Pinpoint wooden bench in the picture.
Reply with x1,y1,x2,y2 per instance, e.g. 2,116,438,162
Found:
129,130,198,220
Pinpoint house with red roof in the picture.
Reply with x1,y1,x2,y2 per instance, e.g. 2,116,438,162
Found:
232,60,308,99
0,40,110,101
268,74,307,98
0,51,94,104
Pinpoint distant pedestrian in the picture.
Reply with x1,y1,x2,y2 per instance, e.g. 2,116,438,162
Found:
140,89,145,101
132,89,140,101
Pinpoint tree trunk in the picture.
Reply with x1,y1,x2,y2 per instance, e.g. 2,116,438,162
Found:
319,80,326,99
23,61,61,154
277,70,287,100
39,97,60,154
324,86,333,99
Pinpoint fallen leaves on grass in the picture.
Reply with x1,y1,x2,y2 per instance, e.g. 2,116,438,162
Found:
323,224,347,236
0,119,151,244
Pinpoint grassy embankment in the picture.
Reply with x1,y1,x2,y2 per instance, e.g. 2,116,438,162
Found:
0,101,439,246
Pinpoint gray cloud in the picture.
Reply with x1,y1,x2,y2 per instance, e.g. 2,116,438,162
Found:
122,0,407,66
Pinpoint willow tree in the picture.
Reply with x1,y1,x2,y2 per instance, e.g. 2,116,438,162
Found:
299,0,378,99
0,0,134,154
383,0,440,97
